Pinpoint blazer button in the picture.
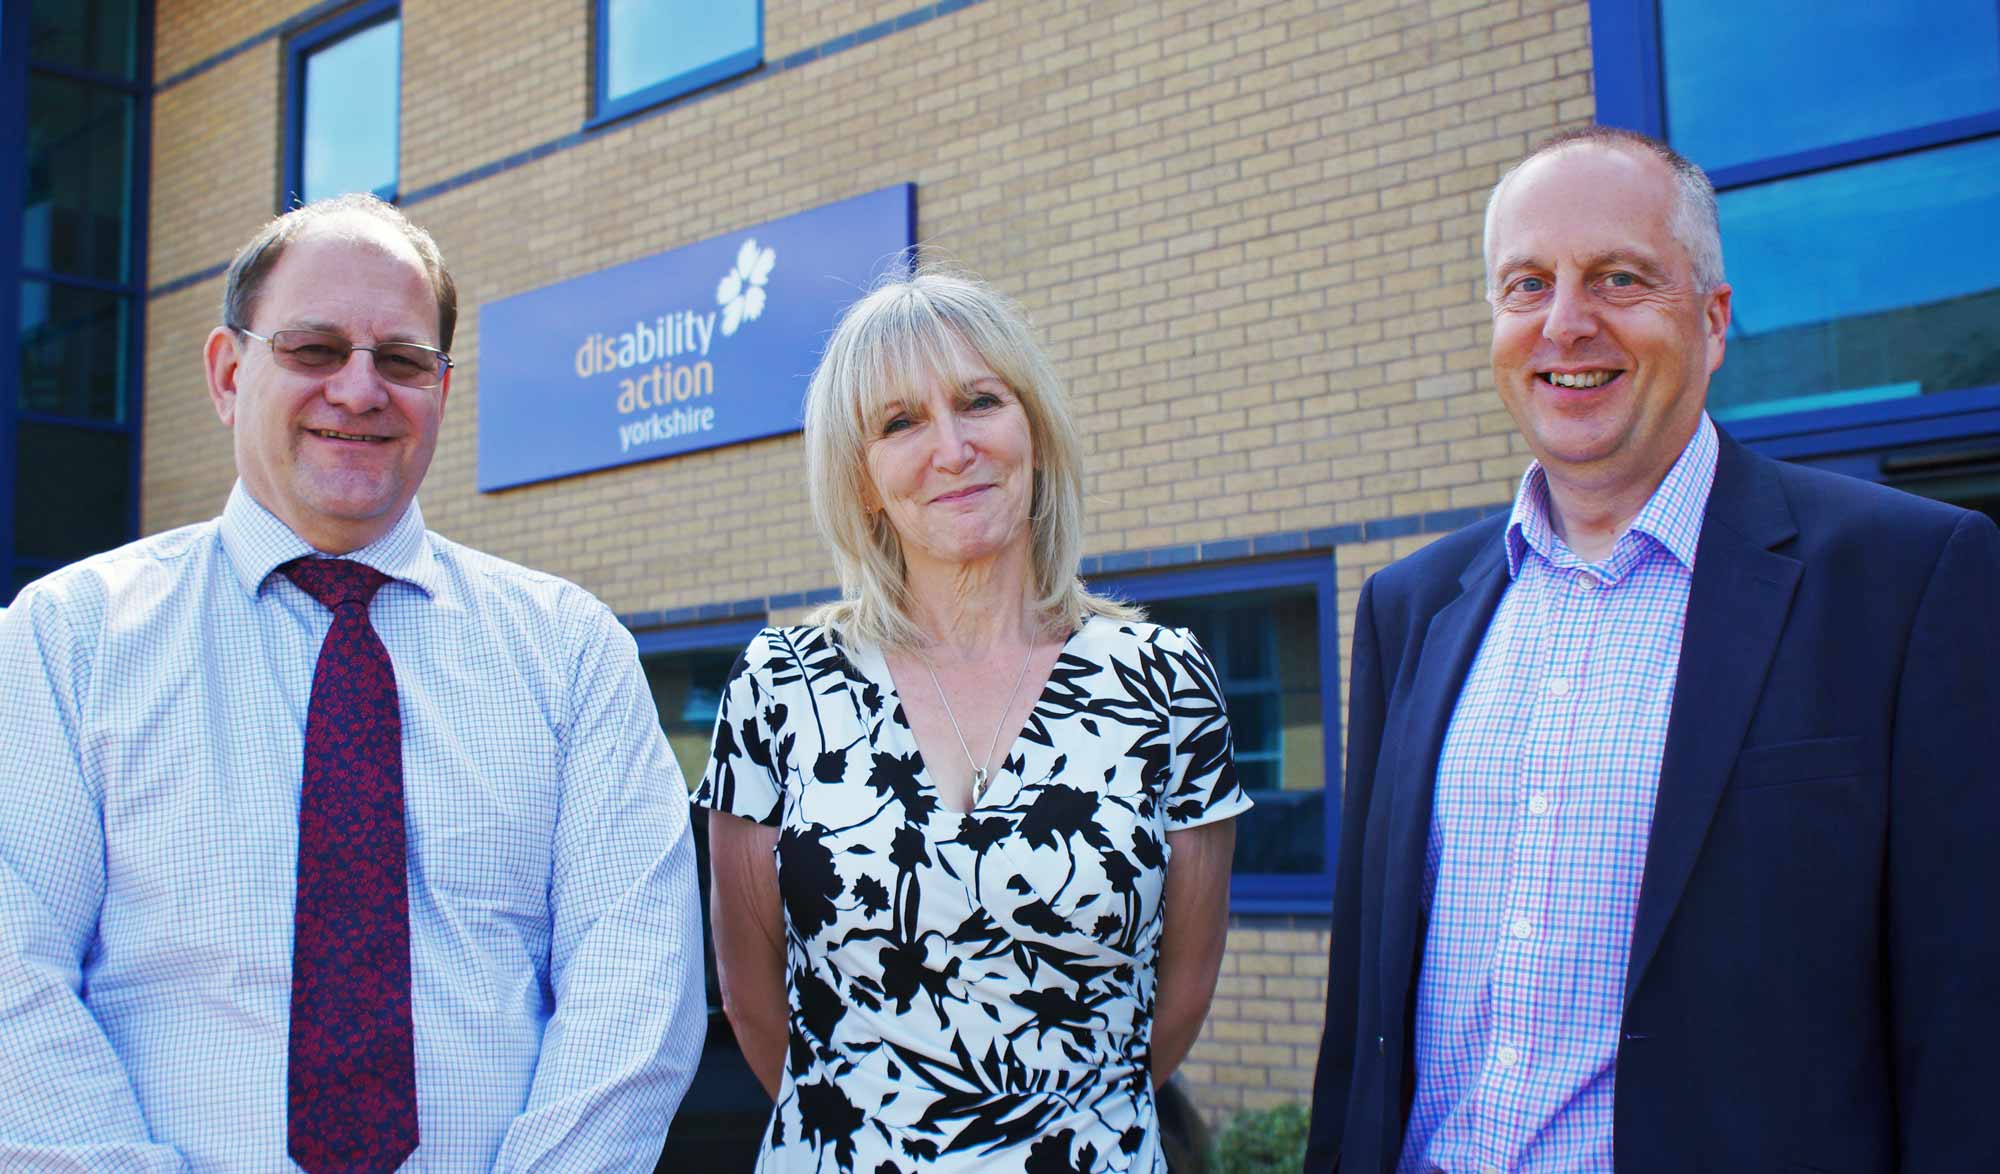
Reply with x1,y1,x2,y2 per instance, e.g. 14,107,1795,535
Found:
1377,1035,1386,1055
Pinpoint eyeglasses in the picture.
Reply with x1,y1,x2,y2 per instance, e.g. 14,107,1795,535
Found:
232,326,453,389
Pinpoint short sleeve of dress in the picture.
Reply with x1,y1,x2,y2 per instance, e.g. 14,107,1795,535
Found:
692,628,786,826
1159,626,1254,832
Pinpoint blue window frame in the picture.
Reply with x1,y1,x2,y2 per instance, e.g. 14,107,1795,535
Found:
3,0,151,605
1590,0,2000,459
591,0,762,126
285,1,400,207
1092,556,1341,913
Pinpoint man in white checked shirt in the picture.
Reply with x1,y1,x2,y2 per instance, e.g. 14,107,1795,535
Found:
0,195,705,1170
1307,128,2000,1173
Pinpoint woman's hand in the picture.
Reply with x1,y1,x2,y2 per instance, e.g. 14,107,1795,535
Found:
708,810,789,1099
1151,817,1236,1088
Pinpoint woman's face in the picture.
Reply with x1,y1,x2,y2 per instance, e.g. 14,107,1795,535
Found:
861,344,1036,578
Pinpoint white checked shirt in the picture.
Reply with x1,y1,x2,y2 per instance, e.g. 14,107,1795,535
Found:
1399,416,1719,1173
0,484,706,1172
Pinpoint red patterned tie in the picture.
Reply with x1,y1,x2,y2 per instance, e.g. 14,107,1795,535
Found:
281,558,419,1174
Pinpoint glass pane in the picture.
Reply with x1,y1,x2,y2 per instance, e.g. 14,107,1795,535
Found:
1662,0,2000,173
605,0,758,104
11,565,47,606
1708,138,2000,422
1226,691,1278,756
1223,609,1273,680
1140,583,1325,875
23,76,134,282
14,422,132,563
1233,784,1325,875
28,0,142,79
301,18,401,203
1885,463,2000,525
1234,757,1277,794
644,644,747,789
19,281,129,421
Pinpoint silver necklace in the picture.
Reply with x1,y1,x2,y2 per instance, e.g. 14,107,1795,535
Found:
924,643,1037,805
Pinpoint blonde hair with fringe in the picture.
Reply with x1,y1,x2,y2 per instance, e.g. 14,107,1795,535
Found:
803,270,1139,649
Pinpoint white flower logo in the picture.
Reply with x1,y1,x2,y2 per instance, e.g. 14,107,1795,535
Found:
716,237,776,337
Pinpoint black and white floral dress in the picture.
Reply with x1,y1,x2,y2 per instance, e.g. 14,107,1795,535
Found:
694,617,1250,1173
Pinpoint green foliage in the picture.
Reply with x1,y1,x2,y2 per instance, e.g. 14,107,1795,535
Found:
1210,1101,1310,1174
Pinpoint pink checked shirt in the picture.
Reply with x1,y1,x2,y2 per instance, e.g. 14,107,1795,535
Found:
1399,415,1719,1174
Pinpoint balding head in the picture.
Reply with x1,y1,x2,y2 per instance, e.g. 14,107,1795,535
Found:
221,193,458,351
1483,127,1723,299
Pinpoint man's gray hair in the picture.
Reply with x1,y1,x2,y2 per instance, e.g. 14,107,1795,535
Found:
1482,126,1724,296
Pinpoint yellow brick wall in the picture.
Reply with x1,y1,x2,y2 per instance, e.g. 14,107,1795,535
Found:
146,47,281,289
1182,923,1333,1115
144,0,1597,1126
153,0,321,79
400,0,587,195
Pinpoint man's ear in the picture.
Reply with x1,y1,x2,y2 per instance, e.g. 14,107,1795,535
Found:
204,326,243,426
1704,282,1733,375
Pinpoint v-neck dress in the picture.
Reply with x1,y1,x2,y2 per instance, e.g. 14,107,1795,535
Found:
694,618,1251,1173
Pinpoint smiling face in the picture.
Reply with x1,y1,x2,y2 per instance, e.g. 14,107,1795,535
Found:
1486,143,1731,504
204,219,449,554
861,339,1036,580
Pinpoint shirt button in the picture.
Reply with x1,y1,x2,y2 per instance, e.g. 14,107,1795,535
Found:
1528,793,1551,815
1576,573,1599,590
1494,1044,1520,1068
1545,676,1571,697
1510,917,1535,940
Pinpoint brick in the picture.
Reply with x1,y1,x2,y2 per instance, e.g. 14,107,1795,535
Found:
145,0,1582,1117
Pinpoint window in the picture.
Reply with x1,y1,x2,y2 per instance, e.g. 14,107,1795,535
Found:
1094,557,1341,911
635,617,773,1166
1592,1,2000,431
287,2,400,205
593,0,761,125
641,626,761,788
3,0,149,603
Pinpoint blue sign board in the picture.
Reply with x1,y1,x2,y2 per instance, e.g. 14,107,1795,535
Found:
477,184,915,490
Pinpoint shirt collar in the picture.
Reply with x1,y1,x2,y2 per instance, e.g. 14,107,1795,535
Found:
1504,412,1719,578
219,481,441,599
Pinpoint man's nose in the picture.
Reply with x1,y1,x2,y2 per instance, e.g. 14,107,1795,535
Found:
321,348,394,411
1542,277,1598,347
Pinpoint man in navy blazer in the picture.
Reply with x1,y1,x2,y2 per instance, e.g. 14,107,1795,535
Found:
1305,127,2000,1172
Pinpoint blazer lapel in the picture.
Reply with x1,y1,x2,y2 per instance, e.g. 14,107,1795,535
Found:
1380,539,1511,1024
1625,436,1801,1004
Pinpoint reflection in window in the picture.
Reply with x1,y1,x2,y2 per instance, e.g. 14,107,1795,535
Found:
599,0,760,117
1145,585,1326,877
24,76,135,282
640,636,757,1031
1647,0,2000,423
8,0,148,603
1709,138,2000,421
17,280,128,421
28,0,141,80
299,16,401,203
1663,0,2000,173
13,422,131,563
644,644,745,789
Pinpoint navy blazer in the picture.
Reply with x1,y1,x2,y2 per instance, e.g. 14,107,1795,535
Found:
1305,434,2000,1173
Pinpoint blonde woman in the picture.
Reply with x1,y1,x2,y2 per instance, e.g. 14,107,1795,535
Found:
696,271,1247,1171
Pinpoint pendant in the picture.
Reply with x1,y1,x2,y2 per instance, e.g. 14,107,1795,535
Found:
971,766,989,803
